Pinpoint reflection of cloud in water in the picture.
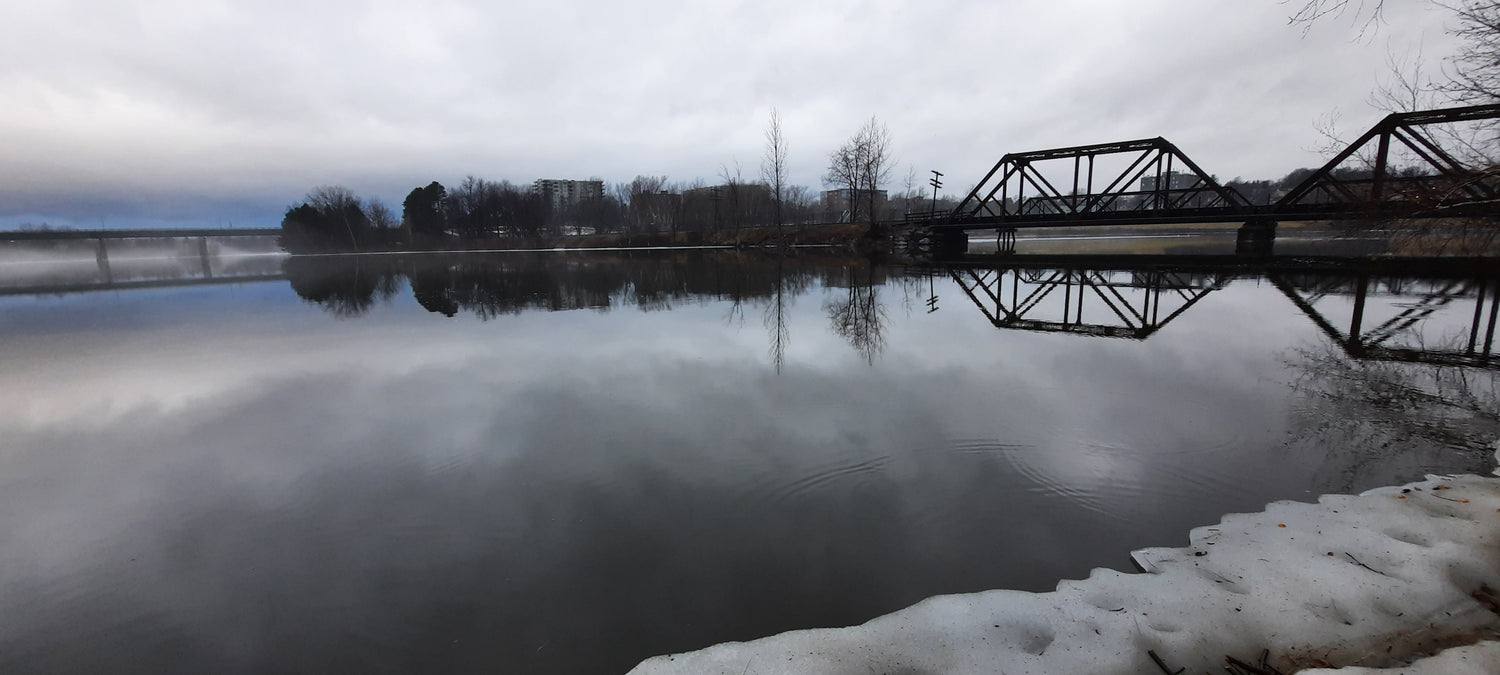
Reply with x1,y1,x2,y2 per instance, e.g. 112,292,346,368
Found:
1,358,1184,674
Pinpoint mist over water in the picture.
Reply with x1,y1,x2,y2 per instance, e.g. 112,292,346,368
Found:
0,250,1494,673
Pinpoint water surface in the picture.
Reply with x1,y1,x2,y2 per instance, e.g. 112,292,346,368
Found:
1,249,1496,673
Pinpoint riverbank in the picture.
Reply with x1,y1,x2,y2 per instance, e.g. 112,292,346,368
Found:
366,222,881,254
630,448,1500,674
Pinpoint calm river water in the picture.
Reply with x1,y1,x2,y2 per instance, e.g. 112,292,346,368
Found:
1,247,1497,673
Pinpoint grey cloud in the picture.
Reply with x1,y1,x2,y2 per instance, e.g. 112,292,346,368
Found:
0,1,1465,224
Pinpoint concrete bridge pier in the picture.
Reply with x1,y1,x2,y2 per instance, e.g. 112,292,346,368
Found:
1236,219,1277,257
197,236,213,278
94,238,112,282
932,230,969,259
996,228,1017,255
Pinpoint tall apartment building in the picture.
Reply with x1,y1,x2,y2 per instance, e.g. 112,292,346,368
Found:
532,179,604,210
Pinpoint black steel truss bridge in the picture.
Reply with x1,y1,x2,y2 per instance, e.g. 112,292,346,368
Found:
913,104,1500,254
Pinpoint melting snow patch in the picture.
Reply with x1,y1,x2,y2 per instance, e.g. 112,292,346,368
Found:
631,460,1500,674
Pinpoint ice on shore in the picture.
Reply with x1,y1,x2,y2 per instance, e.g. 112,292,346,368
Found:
631,458,1500,674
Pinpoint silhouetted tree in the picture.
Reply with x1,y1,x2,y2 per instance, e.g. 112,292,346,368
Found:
762,108,789,236
823,117,894,228
403,181,448,241
279,185,375,253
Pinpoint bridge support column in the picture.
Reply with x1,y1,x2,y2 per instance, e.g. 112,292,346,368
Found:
996,228,1017,255
1236,219,1277,257
197,236,213,278
932,229,968,259
95,238,112,282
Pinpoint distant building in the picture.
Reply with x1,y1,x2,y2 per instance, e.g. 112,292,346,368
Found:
682,183,772,203
533,179,604,209
1139,171,1202,192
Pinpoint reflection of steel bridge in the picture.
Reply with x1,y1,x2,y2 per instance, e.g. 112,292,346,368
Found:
931,255,1500,369
913,104,1500,256
949,266,1227,339
1273,275,1498,369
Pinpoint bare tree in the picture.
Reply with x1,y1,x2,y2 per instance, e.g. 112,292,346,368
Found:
1440,1,1500,104
825,136,864,222
858,116,894,228
305,185,365,250
366,199,397,231
823,117,895,228
762,108,789,237
719,162,745,230
625,175,676,234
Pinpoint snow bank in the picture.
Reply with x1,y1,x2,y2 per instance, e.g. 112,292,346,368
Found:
1301,640,1500,674
631,460,1500,674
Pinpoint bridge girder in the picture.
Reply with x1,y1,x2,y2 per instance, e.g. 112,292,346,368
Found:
1275,103,1500,214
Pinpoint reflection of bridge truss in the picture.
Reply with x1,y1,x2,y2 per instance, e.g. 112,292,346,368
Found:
1273,274,1499,369
937,256,1500,368
948,265,1228,339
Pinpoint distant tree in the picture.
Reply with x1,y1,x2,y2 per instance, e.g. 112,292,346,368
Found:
279,185,373,252
445,175,498,239
307,185,368,249
762,108,789,236
825,135,864,222
857,117,894,230
823,116,895,227
719,162,745,230
367,199,397,231
502,184,551,240
625,175,676,234
783,185,815,224
402,181,448,240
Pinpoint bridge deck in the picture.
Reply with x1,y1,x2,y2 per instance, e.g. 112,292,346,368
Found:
0,228,281,241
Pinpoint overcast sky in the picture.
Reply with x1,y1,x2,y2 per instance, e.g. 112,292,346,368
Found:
0,0,1463,228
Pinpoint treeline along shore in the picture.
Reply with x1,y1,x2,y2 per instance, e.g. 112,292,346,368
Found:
277,180,901,254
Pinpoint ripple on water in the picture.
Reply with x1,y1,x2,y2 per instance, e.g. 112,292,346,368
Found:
731,452,894,511
938,433,1262,524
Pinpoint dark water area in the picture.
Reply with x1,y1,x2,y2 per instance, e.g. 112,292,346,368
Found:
1,247,1498,673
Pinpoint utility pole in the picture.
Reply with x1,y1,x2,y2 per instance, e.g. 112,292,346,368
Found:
929,170,944,215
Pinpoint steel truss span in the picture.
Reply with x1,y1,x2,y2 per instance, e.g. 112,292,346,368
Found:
921,104,1500,232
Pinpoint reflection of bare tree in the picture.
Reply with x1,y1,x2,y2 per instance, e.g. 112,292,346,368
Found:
764,260,790,373
1284,338,1500,492
825,266,887,365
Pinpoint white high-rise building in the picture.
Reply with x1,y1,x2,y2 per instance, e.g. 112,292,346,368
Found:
533,179,604,209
